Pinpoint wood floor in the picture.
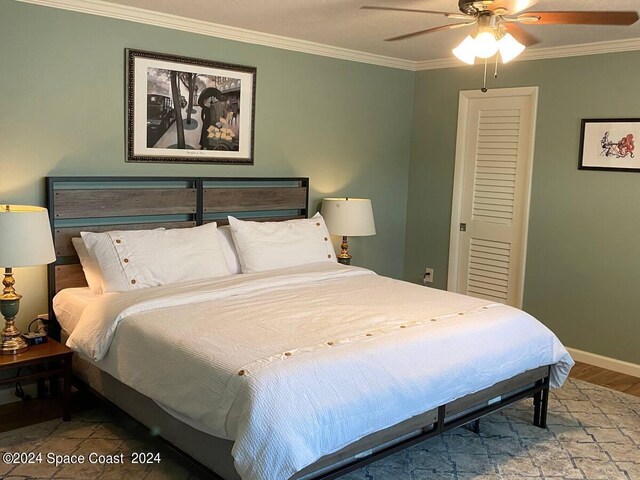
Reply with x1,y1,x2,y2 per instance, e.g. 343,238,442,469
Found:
569,361,640,397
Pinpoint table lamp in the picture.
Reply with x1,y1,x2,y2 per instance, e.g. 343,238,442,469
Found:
320,198,376,265
0,205,56,354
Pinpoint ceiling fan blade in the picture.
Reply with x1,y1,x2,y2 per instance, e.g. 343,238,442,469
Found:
491,0,539,15
361,6,463,18
520,11,639,26
503,23,541,46
385,22,474,42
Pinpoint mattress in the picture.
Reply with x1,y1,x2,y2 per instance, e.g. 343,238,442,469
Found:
55,263,573,480
52,287,101,334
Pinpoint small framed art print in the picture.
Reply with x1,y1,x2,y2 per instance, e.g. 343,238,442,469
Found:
579,118,640,171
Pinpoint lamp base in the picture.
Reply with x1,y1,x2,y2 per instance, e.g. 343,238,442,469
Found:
0,285,28,355
337,256,351,266
337,236,352,265
0,335,28,355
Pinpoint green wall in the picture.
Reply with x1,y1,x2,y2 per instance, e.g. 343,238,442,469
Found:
2,0,638,368
405,52,640,364
0,0,414,332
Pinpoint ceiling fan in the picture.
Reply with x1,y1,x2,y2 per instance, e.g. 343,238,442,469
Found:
362,1,639,64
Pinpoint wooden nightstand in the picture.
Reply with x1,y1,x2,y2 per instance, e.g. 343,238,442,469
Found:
0,338,73,421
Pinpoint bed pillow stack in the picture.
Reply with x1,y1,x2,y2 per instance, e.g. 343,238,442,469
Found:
71,237,108,294
217,225,242,274
228,213,336,273
76,223,230,293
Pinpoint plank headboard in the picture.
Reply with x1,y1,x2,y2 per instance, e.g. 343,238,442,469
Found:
46,176,309,339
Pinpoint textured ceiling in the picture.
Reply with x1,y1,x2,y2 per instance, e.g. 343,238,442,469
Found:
107,0,640,62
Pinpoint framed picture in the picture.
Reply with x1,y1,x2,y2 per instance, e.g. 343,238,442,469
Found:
126,49,256,164
579,118,640,171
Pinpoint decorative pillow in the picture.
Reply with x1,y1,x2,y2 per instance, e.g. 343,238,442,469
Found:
71,237,104,294
228,213,336,273
81,223,230,292
217,225,242,274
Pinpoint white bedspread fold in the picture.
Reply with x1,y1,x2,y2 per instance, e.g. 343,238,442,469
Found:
64,263,573,480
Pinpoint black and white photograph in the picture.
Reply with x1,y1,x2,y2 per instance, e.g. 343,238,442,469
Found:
126,49,256,164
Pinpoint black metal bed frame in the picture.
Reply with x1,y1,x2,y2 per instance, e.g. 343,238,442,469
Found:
315,372,550,479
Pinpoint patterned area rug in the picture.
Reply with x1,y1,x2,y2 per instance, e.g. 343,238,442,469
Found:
0,379,638,480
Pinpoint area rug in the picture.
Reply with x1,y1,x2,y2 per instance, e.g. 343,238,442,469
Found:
0,379,638,480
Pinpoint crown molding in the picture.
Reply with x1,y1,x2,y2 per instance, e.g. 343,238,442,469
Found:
16,0,640,72
413,37,640,71
16,0,417,71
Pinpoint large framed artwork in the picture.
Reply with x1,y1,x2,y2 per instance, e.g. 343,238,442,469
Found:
126,49,256,165
579,118,640,172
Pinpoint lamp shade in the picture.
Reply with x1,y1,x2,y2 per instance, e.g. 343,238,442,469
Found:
452,35,476,65
0,205,56,267
320,198,376,237
473,29,499,59
498,33,525,63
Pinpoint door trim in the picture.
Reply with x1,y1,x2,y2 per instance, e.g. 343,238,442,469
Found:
447,86,539,308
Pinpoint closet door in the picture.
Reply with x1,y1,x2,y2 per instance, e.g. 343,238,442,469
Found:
448,87,538,308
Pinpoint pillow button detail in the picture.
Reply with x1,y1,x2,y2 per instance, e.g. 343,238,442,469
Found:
123,258,129,263
328,254,332,259
130,279,136,285
115,239,122,244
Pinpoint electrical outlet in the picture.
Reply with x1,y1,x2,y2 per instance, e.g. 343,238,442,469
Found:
423,268,434,285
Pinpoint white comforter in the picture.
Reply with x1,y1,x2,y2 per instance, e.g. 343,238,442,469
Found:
64,263,573,480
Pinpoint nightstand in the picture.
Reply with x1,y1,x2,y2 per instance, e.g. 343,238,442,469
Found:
0,338,73,421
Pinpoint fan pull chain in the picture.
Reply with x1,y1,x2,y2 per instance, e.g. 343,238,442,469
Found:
494,53,499,79
481,57,488,92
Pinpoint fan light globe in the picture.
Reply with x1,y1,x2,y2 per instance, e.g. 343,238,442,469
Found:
474,30,499,58
498,33,526,63
452,35,476,64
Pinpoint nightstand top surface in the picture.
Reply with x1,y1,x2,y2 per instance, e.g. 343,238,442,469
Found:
0,338,72,367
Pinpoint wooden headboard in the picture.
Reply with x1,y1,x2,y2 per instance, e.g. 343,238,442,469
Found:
46,176,309,339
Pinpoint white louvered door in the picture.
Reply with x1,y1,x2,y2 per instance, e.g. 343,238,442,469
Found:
448,88,538,308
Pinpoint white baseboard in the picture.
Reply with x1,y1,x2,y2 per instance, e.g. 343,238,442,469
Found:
567,347,640,378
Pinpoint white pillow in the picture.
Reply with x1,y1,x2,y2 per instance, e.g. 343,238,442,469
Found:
81,223,230,292
71,237,104,294
217,225,242,274
228,213,336,273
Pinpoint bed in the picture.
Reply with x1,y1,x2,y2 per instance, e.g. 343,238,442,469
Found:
46,176,573,480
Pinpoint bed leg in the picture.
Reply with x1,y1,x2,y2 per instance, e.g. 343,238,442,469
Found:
533,377,550,429
533,381,542,427
470,419,480,434
538,386,549,429
533,392,541,426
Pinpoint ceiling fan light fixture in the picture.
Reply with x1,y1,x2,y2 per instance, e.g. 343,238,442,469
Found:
473,29,499,58
452,35,476,64
497,32,525,63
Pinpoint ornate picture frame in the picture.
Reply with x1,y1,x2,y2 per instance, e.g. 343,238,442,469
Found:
126,49,256,165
